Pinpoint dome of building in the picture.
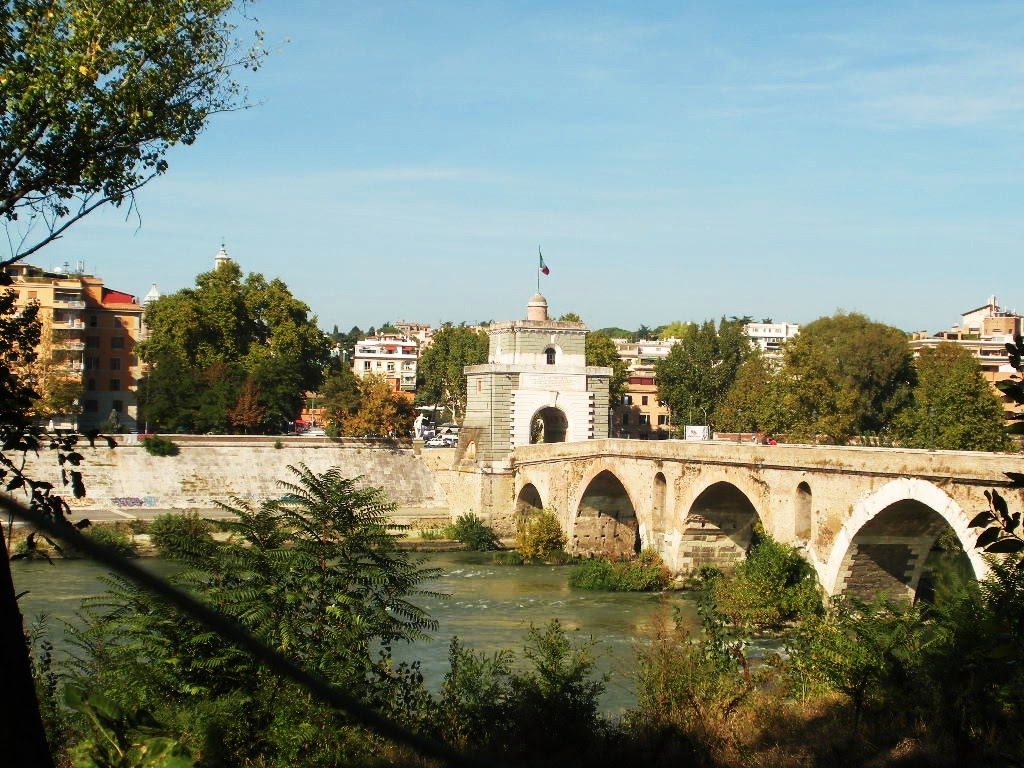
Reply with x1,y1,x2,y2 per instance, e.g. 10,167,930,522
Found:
527,292,549,321
143,283,161,305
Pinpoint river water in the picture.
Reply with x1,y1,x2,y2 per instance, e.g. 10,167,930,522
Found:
11,551,701,714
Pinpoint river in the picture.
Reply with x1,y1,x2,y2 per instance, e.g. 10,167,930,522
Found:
11,551,701,714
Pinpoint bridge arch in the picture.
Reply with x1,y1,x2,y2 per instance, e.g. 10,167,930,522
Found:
530,406,568,444
571,469,641,557
516,483,544,517
823,478,988,599
676,480,763,573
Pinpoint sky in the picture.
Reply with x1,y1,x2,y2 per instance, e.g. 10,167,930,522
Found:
27,1,1024,334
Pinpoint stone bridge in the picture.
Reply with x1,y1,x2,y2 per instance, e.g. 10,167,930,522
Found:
509,439,1024,599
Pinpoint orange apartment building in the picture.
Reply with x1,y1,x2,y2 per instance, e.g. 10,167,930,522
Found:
4,262,144,430
910,295,1024,419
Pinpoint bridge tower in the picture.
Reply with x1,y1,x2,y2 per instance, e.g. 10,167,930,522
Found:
459,293,612,469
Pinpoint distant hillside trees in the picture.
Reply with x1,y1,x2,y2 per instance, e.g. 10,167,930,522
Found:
137,262,330,433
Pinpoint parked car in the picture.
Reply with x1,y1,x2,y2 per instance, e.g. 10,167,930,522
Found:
424,436,447,447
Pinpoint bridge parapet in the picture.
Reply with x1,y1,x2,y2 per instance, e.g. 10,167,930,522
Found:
513,438,1024,486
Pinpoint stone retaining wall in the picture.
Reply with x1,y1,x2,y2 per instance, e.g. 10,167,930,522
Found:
12,437,450,514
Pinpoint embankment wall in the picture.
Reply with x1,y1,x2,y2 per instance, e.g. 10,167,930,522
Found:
13,436,453,515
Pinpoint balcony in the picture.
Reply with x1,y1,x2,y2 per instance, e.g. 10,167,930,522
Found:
54,299,86,309
52,320,85,330
58,340,86,351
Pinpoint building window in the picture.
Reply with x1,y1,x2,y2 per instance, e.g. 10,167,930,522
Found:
86,378,95,391
89,315,97,327
621,413,629,426
110,357,121,371
639,415,651,426
111,336,125,349
110,378,121,391
86,336,100,348
112,399,123,413
658,414,669,426
641,395,649,406
84,399,98,413
85,356,100,370
623,395,632,406
545,347,556,365
363,361,371,370
387,362,395,372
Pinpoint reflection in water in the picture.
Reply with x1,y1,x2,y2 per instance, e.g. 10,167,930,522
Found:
13,551,701,713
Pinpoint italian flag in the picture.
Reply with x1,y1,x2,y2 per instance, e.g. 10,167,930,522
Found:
539,248,550,275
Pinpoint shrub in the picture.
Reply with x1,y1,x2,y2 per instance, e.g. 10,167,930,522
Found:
514,508,567,561
141,435,179,457
148,512,213,560
417,525,447,541
710,534,822,631
86,525,137,557
570,550,670,592
569,557,617,590
505,620,607,757
273,439,283,449
445,514,501,551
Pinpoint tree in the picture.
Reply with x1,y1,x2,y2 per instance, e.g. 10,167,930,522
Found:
0,289,41,429
69,465,439,765
341,375,415,439
635,324,656,341
655,318,753,432
319,359,361,434
138,261,330,433
0,0,264,269
658,321,693,340
893,344,1011,451
416,325,488,422
781,312,914,443
228,378,266,434
557,312,582,323
25,317,82,422
715,352,790,434
585,332,628,406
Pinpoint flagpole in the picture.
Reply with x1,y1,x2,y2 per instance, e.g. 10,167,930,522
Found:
537,245,540,293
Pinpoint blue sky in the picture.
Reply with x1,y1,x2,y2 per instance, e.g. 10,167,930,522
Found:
34,1,1024,333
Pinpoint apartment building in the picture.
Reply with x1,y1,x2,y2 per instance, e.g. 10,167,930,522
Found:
910,295,1023,417
609,337,676,438
4,262,144,430
744,321,800,358
351,333,418,395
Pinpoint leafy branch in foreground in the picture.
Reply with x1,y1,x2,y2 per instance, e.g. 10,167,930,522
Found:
0,0,266,268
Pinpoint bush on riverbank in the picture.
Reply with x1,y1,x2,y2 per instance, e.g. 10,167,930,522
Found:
84,524,137,557
514,508,567,562
141,435,179,456
148,512,213,559
445,513,502,551
708,533,822,631
569,549,669,592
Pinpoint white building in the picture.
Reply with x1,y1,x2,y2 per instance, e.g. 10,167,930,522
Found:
613,337,678,373
743,321,800,358
351,334,418,392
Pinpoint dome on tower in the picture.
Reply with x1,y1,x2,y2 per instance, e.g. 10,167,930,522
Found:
527,292,549,321
142,283,161,305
